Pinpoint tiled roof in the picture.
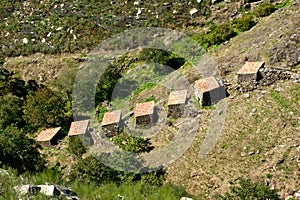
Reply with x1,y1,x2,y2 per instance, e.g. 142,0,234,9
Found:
134,101,155,117
101,110,122,126
195,76,220,93
36,127,61,142
168,89,187,105
68,120,89,136
238,62,265,74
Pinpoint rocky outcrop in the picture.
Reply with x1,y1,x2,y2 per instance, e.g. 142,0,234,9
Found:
14,184,79,200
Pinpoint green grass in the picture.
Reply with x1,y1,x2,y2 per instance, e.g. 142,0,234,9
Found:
274,0,291,10
71,182,190,200
133,82,156,96
270,90,290,109
0,167,191,200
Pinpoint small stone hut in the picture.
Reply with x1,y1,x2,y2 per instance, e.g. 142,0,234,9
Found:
135,101,155,128
167,89,187,118
68,119,92,144
194,76,225,106
237,61,265,84
101,110,122,137
68,120,90,137
35,127,61,147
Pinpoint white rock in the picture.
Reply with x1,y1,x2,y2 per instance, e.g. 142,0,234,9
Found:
136,8,142,18
189,8,198,16
180,197,193,200
197,0,202,2
56,27,63,31
133,1,139,5
23,38,28,44
244,93,250,98
41,38,46,43
73,34,77,40
47,32,52,37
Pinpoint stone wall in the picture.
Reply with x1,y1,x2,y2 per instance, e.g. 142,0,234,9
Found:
102,123,119,138
168,104,184,118
136,115,152,128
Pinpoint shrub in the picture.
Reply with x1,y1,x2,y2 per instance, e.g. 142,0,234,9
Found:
112,132,154,153
254,1,276,17
218,179,280,200
232,15,256,32
95,104,108,121
67,136,87,158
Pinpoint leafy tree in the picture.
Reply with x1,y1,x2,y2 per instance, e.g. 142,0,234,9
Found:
67,136,87,158
139,48,185,70
219,179,280,200
95,63,122,106
0,95,24,129
0,126,45,174
23,87,69,130
0,69,27,98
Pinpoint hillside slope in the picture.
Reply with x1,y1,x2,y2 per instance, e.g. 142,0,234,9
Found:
0,0,299,199
165,1,300,199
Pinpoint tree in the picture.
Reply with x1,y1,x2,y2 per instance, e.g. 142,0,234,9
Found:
0,126,45,174
23,87,69,130
219,179,280,200
0,69,27,98
0,95,24,129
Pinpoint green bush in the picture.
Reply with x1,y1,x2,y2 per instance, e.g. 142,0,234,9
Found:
232,15,256,32
67,136,87,158
254,2,276,17
218,179,280,200
195,22,236,48
95,104,108,121
112,132,154,153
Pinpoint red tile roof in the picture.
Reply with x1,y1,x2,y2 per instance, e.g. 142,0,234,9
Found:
168,89,187,105
36,127,61,142
134,101,155,117
238,62,265,74
68,120,89,136
195,76,220,93
101,110,122,126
